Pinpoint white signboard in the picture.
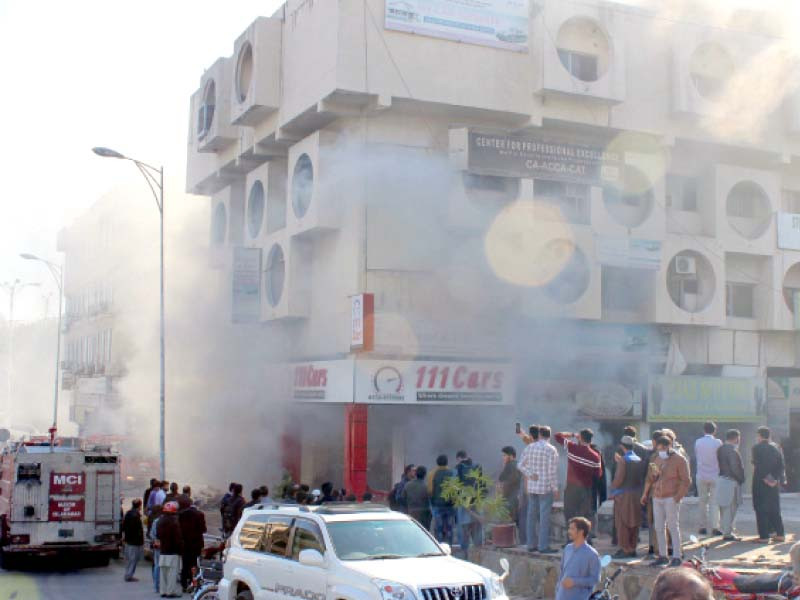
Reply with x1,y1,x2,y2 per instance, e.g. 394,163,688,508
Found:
385,0,530,52
355,360,514,405
596,237,662,270
292,360,354,403
76,376,110,396
777,213,800,251
232,247,262,324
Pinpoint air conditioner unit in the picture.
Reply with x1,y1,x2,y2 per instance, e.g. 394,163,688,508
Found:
286,131,341,238
230,17,282,126
194,57,238,153
675,255,697,275
261,233,310,321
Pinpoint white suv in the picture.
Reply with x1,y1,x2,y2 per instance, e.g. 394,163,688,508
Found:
217,503,509,600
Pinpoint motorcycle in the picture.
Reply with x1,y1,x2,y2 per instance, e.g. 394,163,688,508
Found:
685,535,799,599
190,534,226,600
589,555,624,600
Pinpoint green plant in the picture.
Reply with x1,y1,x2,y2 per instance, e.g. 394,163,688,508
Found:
274,471,294,500
440,468,511,524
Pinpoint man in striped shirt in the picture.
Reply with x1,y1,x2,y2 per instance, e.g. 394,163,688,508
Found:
517,425,559,553
555,430,603,526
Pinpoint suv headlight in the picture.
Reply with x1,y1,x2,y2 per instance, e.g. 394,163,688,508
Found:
490,575,505,599
373,580,416,600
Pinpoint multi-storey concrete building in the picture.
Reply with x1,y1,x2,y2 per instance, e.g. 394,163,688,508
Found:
185,0,800,492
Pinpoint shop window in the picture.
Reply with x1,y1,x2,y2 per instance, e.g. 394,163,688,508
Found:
463,173,519,204
666,174,698,212
666,250,715,313
725,282,755,318
558,49,598,81
534,179,590,224
726,181,770,239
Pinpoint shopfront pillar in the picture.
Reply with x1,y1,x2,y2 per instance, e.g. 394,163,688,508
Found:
344,403,368,497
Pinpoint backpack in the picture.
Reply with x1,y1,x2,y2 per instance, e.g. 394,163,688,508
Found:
389,481,406,511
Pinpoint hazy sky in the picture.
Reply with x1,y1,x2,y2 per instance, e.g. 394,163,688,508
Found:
0,0,283,320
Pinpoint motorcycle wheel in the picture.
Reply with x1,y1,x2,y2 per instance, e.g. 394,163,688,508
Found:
194,584,220,600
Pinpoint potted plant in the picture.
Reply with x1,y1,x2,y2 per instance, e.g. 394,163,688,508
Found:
441,468,516,548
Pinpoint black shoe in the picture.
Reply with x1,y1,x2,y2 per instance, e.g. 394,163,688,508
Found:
649,557,669,567
698,528,708,535
723,534,741,541
613,549,628,559
526,547,538,553
539,548,557,554
626,551,638,558
669,557,683,567
712,529,723,536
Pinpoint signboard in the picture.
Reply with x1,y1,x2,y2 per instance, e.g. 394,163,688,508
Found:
49,472,86,494
524,380,642,420
596,237,662,270
350,294,374,352
356,360,514,405
777,213,800,251
232,247,262,324
385,0,530,52
49,498,85,521
76,376,109,396
292,360,354,402
467,131,622,184
648,375,766,422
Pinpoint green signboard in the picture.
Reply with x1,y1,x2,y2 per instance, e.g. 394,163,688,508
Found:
648,375,766,422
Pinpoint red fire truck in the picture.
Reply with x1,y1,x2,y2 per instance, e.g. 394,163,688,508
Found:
0,434,121,568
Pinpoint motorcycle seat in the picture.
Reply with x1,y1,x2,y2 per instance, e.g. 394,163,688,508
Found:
732,572,793,594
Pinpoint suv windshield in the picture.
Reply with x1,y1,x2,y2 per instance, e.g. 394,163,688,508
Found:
326,519,444,560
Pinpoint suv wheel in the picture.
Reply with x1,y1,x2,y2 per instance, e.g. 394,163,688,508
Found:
236,590,253,600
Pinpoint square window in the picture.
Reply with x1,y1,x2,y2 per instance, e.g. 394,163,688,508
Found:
725,282,755,318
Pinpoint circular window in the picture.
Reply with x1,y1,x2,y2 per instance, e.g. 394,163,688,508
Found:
782,263,800,313
292,154,314,218
689,43,734,101
726,181,770,240
198,79,216,140
666,250,716,313
603,165,654,228
540,240,590,304
463,173,520,203
555,17,611,82
236,42,254,103
265,244,286,307
247,180,265,238
211,202,226,245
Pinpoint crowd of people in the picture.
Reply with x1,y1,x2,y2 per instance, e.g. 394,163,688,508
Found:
121,479,207,598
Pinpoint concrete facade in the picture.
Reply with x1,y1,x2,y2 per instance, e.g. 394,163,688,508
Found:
185,0,800,490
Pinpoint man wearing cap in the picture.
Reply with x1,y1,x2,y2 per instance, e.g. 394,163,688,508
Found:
610,436,645,558
156,500,184,598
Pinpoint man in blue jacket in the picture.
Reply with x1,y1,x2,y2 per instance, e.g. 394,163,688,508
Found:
556,517,601,600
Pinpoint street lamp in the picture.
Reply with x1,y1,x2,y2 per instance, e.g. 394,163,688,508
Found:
92,146,166,481
0,279,40,426
19,254,62,447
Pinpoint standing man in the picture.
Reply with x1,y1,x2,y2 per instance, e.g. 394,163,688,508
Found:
515,425,539,547
694,421,722,536
179,495,207,592
642,435,691,567
555,430,603,524
428,454,455,545
455,450,483,558
611,436,645,558
622,425,648,461
715,429,745,541
122,498,145,582
390,464,416,512
751,426,786,543
644,429,663,558
402,466,432,529
221,483,246,537
498,446,522,531
156,500,183,598
146,479,166,516
143,478,159,509
518,425,559,554
556,517,601,600
259,485,273,504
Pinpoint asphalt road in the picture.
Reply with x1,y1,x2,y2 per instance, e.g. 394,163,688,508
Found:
0,555,164,600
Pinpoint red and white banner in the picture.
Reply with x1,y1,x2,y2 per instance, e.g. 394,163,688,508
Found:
49,498,85,521
49,472,86,494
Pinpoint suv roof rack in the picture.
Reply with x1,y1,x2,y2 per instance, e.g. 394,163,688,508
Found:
257,503,311,513
315,502,391,515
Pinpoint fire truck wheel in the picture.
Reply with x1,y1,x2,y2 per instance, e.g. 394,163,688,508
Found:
236,590,253,600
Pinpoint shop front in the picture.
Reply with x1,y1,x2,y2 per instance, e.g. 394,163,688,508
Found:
648,375,767,486
284,358,516,497
765,375,800,491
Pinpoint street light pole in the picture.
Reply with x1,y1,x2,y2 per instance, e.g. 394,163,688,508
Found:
19,255,62,447
92,147,166,481
0,279,40,425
